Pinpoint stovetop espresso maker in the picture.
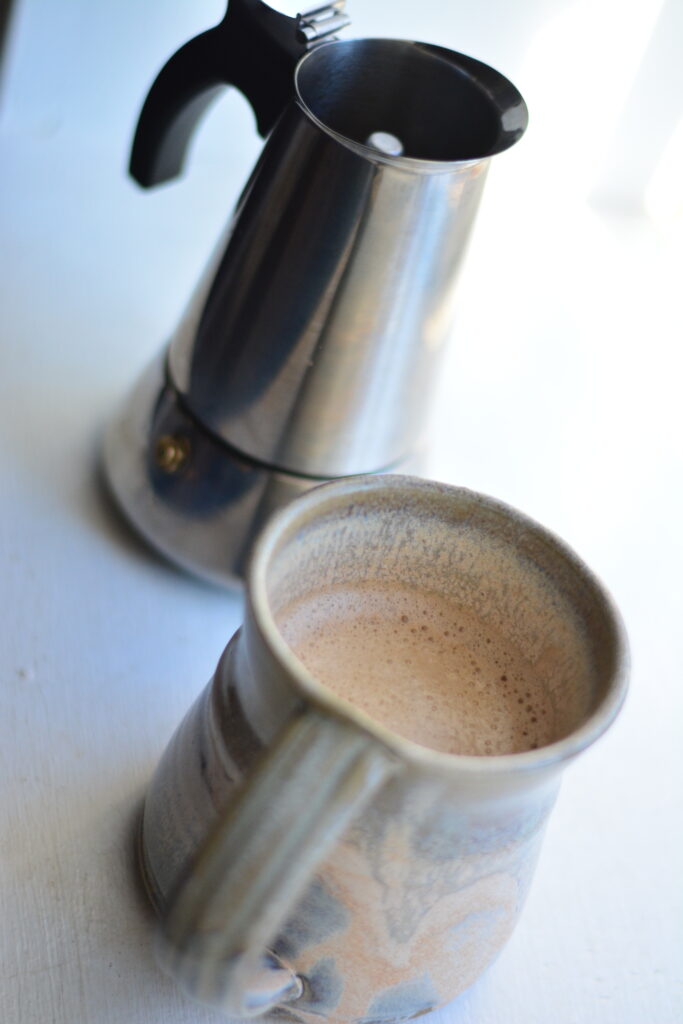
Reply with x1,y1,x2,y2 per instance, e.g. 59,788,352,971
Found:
104,0,528,584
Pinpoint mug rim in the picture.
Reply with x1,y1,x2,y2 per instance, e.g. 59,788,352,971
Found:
248,474,629,778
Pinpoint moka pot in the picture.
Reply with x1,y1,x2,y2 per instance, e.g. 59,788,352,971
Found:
103,0,528,583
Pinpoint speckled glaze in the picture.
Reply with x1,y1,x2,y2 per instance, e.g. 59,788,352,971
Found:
140,476,627,1022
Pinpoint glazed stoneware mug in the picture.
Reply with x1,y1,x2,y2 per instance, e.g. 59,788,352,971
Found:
139,475,627,1021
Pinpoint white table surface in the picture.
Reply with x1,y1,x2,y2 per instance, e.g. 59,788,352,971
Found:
1,1,681,1022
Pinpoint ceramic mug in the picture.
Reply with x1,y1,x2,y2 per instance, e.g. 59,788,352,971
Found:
139,475,627,1021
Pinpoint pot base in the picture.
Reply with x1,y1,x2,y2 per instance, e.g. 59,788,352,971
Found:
102,355,413,585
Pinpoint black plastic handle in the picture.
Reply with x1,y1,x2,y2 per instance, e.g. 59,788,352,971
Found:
130,0,311,188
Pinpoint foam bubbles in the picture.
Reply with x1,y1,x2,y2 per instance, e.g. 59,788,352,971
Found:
277,581,558,756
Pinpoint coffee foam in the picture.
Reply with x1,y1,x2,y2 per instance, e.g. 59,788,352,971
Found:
277,580,558,756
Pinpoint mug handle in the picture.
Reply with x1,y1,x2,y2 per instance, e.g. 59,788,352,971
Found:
157,706,397,1016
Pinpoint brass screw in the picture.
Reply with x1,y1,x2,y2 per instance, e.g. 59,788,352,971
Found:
155,434,190,473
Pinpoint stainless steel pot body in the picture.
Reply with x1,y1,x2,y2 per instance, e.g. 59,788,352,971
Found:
105,40,527,582
168,39,527,477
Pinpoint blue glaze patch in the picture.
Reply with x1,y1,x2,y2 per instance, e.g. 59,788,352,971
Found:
273,879,349,960
360,974,438,1023
447,905,506,956
298,957,344,1013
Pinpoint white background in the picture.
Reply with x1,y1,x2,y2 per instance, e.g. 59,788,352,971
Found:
1,1,681,1021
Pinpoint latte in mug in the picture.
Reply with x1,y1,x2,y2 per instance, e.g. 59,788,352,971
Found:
278,579,557,756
